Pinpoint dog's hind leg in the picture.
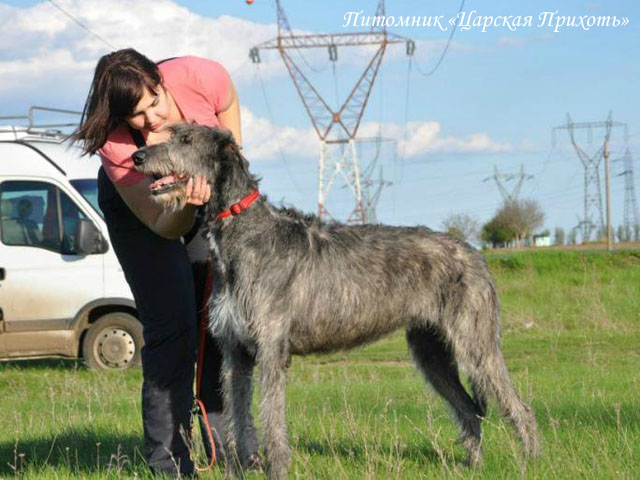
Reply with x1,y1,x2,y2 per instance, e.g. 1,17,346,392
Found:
222,343,257,476
406,325,485,466
258,338,291,480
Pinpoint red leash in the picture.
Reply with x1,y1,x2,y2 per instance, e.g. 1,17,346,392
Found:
191,191,259,470
192,265,217,472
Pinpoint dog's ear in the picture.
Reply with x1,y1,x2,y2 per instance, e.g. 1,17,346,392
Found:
224,142,250,172
238,151,250,173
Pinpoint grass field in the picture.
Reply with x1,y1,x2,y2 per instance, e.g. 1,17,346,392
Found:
1,249,639,479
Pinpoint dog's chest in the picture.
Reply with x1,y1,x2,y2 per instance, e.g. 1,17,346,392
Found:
206,236,253,346
208,285,253,346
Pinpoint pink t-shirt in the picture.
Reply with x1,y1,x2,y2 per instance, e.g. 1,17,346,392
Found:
99,56,232,185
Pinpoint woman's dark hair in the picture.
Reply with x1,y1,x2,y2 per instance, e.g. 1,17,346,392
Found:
71,48,161,155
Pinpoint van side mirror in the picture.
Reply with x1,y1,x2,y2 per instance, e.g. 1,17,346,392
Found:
75,219,109,255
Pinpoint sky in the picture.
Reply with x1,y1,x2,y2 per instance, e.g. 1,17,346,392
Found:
1,0,638,241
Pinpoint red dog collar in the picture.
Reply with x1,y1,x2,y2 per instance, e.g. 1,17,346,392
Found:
215,189,260,221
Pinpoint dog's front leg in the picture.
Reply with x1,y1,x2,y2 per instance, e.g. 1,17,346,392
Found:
258,339,291,480
222,343,256,477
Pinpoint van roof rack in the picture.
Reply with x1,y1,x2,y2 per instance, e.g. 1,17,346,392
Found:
0,106,82,143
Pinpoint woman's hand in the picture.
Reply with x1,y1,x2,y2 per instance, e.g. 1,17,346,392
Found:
186,176,211,206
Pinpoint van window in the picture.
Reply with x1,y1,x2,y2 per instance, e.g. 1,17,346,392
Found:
60,190,87,254
0,181,88,255
70,179,103,218
0,181,58,249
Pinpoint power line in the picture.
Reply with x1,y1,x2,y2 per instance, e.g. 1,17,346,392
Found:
251,0,413,224
527,148,556,197
390,184,627,224
395,55,413,186
229,58,251,78
254,64,306,197
414,0,465,78
47,0,117,50
552,112,628,242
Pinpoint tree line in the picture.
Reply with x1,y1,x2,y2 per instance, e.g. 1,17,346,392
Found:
441,198,640,248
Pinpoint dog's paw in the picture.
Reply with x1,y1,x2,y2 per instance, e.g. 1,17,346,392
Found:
245,452,264,472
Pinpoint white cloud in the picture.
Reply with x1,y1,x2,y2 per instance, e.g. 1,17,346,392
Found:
241,107,318,161
0,0,473,101
242,112,530,161
1,0,519,161
359,120,522,157
0,49,94,90
0,0,282,99
401,123,514,155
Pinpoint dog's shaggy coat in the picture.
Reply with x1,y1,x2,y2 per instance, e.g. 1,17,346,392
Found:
133,124,540,479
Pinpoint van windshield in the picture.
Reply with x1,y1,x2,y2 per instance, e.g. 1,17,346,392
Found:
70,179,103,218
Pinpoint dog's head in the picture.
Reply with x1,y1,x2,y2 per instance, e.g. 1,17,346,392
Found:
132,123,247,211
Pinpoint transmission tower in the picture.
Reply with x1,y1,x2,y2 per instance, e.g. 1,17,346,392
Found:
552,112,627,242
361,167,392,223
483,164,533,204
571,219,596,244
250,0,414,223
355,136,395,222
616,147,640,239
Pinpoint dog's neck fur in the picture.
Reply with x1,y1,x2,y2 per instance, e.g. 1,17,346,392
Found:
207,150,261,217
205,149,270,248
204,151,272,294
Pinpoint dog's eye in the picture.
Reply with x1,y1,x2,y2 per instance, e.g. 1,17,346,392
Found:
180,135,191,144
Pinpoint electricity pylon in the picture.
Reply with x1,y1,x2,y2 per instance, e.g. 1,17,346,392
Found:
354,136,395,223
616,147,640,240
553,112,627,242
250,0,414,223
362,167,392,223
483,164,533,204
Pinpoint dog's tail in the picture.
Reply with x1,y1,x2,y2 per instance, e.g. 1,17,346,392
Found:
451,278,541,459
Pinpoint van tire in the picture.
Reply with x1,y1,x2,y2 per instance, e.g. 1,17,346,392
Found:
82,312,143,370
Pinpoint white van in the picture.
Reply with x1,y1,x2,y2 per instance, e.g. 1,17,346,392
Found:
0,116,141,370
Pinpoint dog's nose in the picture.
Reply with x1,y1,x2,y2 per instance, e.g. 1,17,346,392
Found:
132,150,147,166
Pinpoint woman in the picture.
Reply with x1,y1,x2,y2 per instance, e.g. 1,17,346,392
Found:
72,49,258,477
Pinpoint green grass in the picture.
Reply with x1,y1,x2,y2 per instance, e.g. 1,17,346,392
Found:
1,249,639,479
487,249,640,332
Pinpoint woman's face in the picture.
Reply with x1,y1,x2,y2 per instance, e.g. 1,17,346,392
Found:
126,85,171,133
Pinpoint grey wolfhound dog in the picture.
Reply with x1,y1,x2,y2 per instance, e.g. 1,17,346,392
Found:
132,124,540,479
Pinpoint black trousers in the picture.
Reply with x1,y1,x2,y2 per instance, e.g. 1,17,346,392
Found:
97,168,223,476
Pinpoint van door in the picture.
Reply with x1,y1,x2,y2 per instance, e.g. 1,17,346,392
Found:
0,180,103,357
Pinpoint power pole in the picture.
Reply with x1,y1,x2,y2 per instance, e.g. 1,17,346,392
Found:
483,164,533,205
604,139,612,251
250,0,414,223
552,111,627,243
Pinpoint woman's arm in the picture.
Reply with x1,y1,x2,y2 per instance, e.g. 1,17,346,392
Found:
106,63,236,238
217,80,242,147
114,176,210,239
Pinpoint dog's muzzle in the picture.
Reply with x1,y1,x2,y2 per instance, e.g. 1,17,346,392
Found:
132,150,147,166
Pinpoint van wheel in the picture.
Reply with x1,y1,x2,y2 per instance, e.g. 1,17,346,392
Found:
83,313,143,370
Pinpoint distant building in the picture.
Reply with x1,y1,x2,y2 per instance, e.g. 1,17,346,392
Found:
532,233,551,247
